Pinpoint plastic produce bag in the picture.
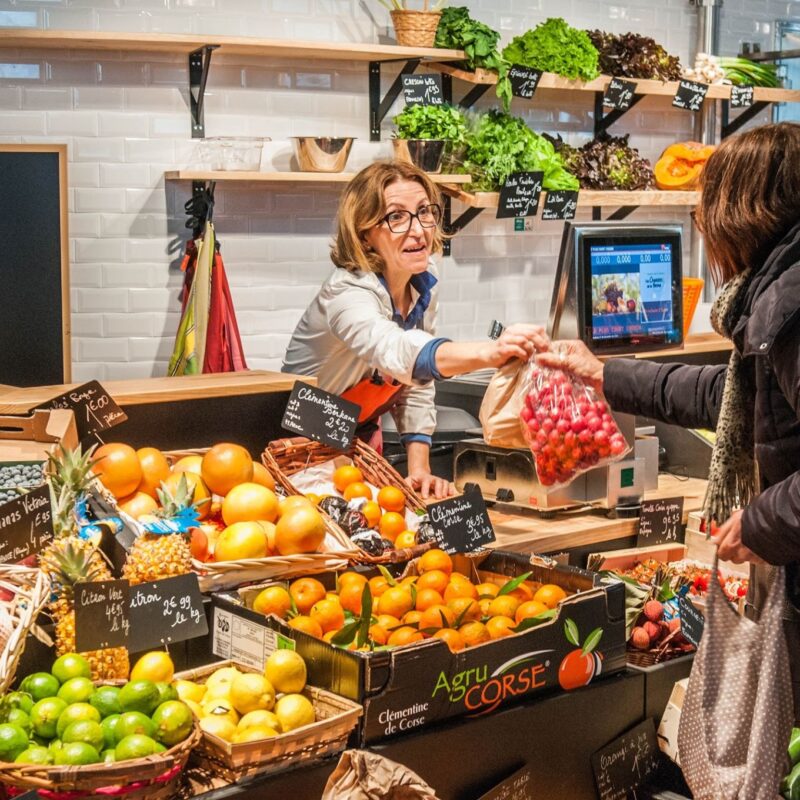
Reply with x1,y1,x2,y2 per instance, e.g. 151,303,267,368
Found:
518,362,630,488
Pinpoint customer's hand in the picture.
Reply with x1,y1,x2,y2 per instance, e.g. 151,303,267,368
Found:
535,339,605,393
712,509,766,565
405,469,454,500
480,324,550,368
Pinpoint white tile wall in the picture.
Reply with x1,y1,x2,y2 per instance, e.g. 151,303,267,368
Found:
0,0,797,377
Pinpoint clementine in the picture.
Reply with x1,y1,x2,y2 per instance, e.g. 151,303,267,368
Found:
394,531,417,549
135,447,171,499
252,585,292,618
343,481,372,502
377,586,413,619
338,571,368,589
486,615,517,639
250,461,276,491
375,614,402,631
378,512,406,542
288,615,323,638
274,505,326,555
507,582,534,603
534,584,567,609
416,569,449,595
443,577,479,603
118,491,158,520
448,596,481,623
433,628,464,652
458,621,491,648
360,501,381,528
368,576,390,599
310,598,345,633
475,582,500,599
338,581,365,615
332,465,363,494
515,600,550,624
418,548,453,575
419,604,455,631
487,595,519,619
92,443,142,499
171,454,203,475
377,485,405,513
368,624,388,646
402,610,424,626
415,588,444,611
289,578,327,614
386,626,424,647
201,443,254,496
221,483,279,525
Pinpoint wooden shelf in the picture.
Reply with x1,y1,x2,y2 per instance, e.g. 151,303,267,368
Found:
165,170,472,184
633,331,731,359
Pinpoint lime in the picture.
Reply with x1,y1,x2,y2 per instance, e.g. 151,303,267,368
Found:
56,703,100,740
20,673,60,702
30,697,68,740
118,681,160,716
151,701,193,747
154,682,178,705
48,739,63,755
29,734,48,747
54,741,100,766
62,720,105,752
57,677,95,705
3,692,34,715
114,734,159,761
153,742,166,753
101,748,116,764
14,745,52,765
114,711,155,742
101,715,120,749
51,654,91,684
6,709,30,735
90,686,121,718
0,724,31,761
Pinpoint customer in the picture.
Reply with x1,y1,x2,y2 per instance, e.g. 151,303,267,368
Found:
283,161,548,499
537,122,800,716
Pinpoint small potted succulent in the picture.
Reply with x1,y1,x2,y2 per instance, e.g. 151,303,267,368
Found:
392,103,467,173
378,0,447,48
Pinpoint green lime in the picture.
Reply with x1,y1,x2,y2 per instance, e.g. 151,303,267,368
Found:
6,709,30,735
56,703,100,740
57,677,95,705
153,742,166,754
15,745,52,765
30,697,68,740
151,701,193,747
29,734,48,747
101,748,116,764
62,720,105,752
0,724,31,761
19,673,60,702
114,734,159,761
51,654,91,684
48,739,63,755
3,692,34,715
115,711,155,742
53,741,100,766
118,681,160,716
154,683,178,705
101,715,120,749
90,686,121,718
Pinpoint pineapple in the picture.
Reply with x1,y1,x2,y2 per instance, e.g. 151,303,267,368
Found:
40,538,129,681
46,443,97,500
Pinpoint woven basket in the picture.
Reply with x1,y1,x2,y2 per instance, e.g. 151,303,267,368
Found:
176,660,362,781
0,563,49,695
390,9,442,48
262,437,433,565
626,628,695,667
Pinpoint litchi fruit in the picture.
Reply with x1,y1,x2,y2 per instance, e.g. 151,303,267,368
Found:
643,621,661,642
631,626,651,650
643,600,664,622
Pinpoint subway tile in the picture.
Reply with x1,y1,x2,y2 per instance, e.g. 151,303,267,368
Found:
0,111,45,134
128,287,182,312
102,263,159,288
124,138,175,163
71,362,107,382
68,213,101,237
76,337,130,362
74,237,126,263
43,8,95,30
100,163,155,189
68,162,100,188
46,110,98,136
73,136,126,162
73,288,129,312
104,313,158,337
104,362,156,379
124,87,185,112
22,87,71,110
70,313,104,337
128,336,174,360
71,264,103,288
75,188,127,213
74,86,124,110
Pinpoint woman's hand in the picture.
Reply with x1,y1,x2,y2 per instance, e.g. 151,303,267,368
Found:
405,469,454,500
479,324,550,368
536,339,605,393
711,509,766,565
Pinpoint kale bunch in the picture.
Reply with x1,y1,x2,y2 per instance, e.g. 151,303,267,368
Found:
587,30,682,81
560,134,654,191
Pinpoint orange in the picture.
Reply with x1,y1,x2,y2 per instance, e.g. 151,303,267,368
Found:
418,549,453,575
135,447,171,499
433,628,464,652
92,443,143,499
369,624,388,646
415,588,444,611
201,443,254,496
534,584,567,609
221,483,279,526
448,596,481,623
289,577,327,615
416,569,449,595
259,520,277,554
333,465,363,494
368,576,390,599
387,626,424,647
338,571,368,590
214,521,269,561
378,512,406,542
478,598,494,617
274,505,326,555
306,493,321,506
251,461,276,491
399,575,418,587
487,595,519,619
252,585,292,618
310,598,345,633
288,615,323,638
476,582,500,599
402,610,424,626
278,495,314,517
419,604,455,631
444,577,478,603
172,454,203,475
377,485,405,513
486,615,517,639
338,581,366,615
375,614,401,630
459,621,491,648
343,481,372,502
161,471,212,520
507,582,534,603
118,491,158,520
377,586,413,619
394,531,417,549
361,501,381,528
515,600,550,624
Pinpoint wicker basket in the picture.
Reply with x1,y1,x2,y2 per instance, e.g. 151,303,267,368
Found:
390,9,442,47
262,437,433,565
626,628,695,667
0,563,49,695
176,660,362,781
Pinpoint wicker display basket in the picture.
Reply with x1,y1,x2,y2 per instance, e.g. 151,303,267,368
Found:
0,563,49,695
390,9,442,47
177,660,362,781
626,628,695,667
262,436,433,565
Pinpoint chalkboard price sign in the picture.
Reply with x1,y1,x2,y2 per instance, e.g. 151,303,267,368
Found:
603,78,637,111
541,190,579,221
478,765,533,800
509,65,542,99
497,171,543,219
672,79,709,112
127,573,209,652
678,593,704,647
401,74,444,106
75,579,131,652
0,484,54,565
730,84,754,108
281,382,360,451
427,485,496,555
591,718,660,800
36,380,127,442
636,496,684,547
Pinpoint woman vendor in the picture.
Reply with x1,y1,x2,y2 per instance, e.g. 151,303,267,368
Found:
283,161,548,499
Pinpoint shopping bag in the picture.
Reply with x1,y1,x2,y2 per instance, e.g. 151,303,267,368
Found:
479,359,528,449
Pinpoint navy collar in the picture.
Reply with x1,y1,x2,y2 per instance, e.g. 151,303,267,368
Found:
378,270,437,331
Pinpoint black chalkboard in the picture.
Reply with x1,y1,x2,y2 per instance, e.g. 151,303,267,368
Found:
497,172,543,219
541,190,579,221
0,484,54,564
678,593,704,646
636,497,684,547
401,74,444,106
0,147,69,386
672,79,709,112
730,84,754,108
426,485,495,555
74,579,131,652
478,765,533,800
591,718,660,800
35,381,128,443
281,383,360,451
603,78,637,111
508,65,542,99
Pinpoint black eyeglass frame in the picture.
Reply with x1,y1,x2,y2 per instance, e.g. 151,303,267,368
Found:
379,203,443,234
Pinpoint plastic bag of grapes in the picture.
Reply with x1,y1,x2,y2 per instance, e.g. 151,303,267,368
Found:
518,362,630,488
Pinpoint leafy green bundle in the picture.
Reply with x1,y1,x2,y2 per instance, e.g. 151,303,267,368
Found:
393,104,468,147
587,30,682,81
560,134,654,191
503,18,600,82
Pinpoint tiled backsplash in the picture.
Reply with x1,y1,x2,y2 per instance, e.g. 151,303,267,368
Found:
0,0,796,379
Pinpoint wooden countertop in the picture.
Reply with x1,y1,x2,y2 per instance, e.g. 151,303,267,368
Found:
489,474,707,554
0,370,315,414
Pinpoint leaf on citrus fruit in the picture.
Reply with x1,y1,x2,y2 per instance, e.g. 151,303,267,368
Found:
582,627,603,655
511,609,557,633
356,584,374,648
331,620,360,647
496,571,532,597
377,565,398,587
564,618,580,647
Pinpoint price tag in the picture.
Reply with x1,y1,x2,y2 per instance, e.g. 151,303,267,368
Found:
636,496,684,547
0,484,54,564
672,79,709,112
678,593,704,647
212,606,285,671
602,77,637,110
426,485,495,555
591,718,660,800
35,380,127,442
508,64,542,99
478,765,533,800
127,573,209,651
401,73,444,106
281,382,360,451
497,171,543,219
541,190,579,221
75,579,131,652
730,84,754,108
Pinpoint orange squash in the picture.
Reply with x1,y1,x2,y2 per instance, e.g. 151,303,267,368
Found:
661,141,716,163
654,154,703,190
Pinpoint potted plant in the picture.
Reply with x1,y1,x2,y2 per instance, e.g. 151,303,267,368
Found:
378,0,447,48
392,103,467,173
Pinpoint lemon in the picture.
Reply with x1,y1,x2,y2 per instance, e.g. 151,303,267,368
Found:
264,650,307,694
201,697,239,726
237,710,282,732
184,700,203,718
130,651,175,684
175,680,206,704
231,725,279,743
199,716,237,742
274,694,315,732
229,674,275,715
204,667,241,698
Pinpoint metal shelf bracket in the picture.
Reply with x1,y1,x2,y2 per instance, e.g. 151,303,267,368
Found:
593,91,645,138
189,44,219,139
720,99,771,138
442,195,484,255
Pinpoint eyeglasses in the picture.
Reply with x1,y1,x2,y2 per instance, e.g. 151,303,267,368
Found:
380,203,442,234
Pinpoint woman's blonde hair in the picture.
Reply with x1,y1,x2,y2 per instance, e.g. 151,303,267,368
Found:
331,161,444,273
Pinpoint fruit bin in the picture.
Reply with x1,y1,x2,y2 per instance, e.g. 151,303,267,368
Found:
174,659,362,782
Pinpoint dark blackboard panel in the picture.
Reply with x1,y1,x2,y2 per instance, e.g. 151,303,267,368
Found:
0,147,68,387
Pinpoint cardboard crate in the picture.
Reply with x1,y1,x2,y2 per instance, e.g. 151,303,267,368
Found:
211,550,626,745
0,409,77,463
